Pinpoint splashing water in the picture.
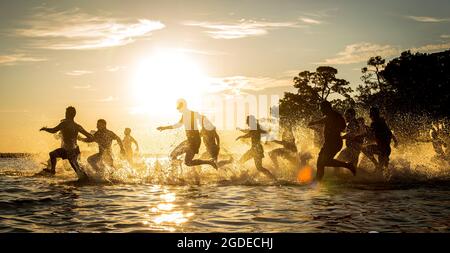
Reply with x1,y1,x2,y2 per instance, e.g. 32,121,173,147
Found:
0,125,449,232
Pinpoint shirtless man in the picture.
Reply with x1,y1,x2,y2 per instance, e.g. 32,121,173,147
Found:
39,106,92,179
81,119,125,171
157,99,217,169
236,115,277,180
308,101,356,181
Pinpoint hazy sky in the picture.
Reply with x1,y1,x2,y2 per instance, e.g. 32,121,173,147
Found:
1,0,449,152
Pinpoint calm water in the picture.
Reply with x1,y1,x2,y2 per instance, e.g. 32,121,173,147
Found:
1,156,449,233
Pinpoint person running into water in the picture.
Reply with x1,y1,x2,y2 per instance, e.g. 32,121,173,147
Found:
157,99,217,169
268,124,299,170
200,116,233,167
80,119,125,171
338,108,364,170
236,115,277,181
308,101,356,181
361,107,398,171
39,106,92,178
123,128,139,164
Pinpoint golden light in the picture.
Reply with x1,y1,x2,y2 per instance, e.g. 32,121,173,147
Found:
132,49,209,117
154,212,188,224
297,165,313,183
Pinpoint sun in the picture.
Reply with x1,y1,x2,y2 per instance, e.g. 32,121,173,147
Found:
132,49,209,117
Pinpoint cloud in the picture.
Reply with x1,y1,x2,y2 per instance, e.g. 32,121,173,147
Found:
300,18,322,25
441,34,450,39
410,42,450,52
96,96,116,102
208,75,292,94
66,70,93,76
175,48,228,56
184,19,299,39
105,66,127,72
0,53,46,66
0,109,30,113
322,43,401,65
73,85,92,89
406,16,450,23
323,41,450,65
15,7,165,50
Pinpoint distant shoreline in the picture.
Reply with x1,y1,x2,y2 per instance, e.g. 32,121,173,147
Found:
0,153,168,158
0,153,35,158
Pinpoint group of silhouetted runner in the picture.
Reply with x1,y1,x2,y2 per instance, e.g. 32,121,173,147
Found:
39,98,402,182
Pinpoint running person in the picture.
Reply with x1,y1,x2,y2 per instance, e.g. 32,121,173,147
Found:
268,124,299,170
308,101,356,181
157,99,217,169
361,107,398,171
200,116,233,167
81,119,125,171
39,106,92,179
123,128,139,164
338,108,364,169
236,115,276,180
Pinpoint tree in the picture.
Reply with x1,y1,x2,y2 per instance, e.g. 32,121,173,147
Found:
356,56,395,111
280,66,354,124
356,50,450,140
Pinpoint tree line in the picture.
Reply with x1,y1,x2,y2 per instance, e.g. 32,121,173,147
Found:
278,49,450,141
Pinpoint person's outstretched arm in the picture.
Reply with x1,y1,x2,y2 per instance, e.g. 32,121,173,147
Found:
113,133,125,153
214,131,220,147
157,117,183,131
308,117,326,127
132,137,139,152
40,122,63,134
270,140,285,146
78,125,94,139
236,132,252,141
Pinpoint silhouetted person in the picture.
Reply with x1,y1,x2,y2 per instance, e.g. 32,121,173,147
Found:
123,128,139,164
268,124,299,170
308,101,356,181
236,115,276,181
157,99,217,169
39,106,92,178
338,108,364,169
81,119,125,171
430,121,447,160
362,107,398,171
200,116,233,167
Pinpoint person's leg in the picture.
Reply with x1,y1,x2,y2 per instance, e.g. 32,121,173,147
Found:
104,152,115,168
316,145,355,181
125,149,133,164
316,148,327,181
362,145,380,168
379,145,391,169
335,148,352,174
68,155,88,179
268,148,285,170
432,141,445,157
45,148,66,174
87,153,101,171
239,149,254,165
254,157,276,180
184,150,217,169
170,141,189,160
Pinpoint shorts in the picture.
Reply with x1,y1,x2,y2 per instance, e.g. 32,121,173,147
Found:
250,144,265,159
365,144,391,158
50,147,80,160
187,134,201,154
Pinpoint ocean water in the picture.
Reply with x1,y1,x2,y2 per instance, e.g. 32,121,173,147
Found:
0,146,449,233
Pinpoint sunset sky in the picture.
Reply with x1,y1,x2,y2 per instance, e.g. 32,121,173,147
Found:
1,0,449,152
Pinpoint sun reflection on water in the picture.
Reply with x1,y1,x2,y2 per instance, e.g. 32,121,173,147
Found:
143,191,195,231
